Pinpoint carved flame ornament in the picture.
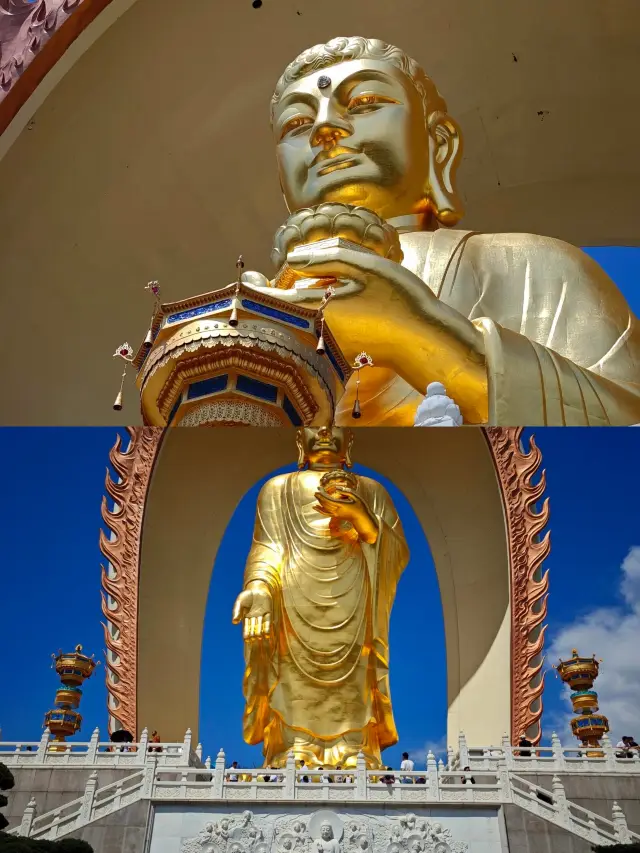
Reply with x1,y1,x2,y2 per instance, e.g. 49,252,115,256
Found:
485,427,550,745
100,426,164,734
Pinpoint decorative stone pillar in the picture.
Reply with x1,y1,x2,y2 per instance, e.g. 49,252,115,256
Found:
19,797,37,837
550,731,564,770
213,749,226,798
182,728,192,762
142,755,157,798
612,802,631,844
86,728,100,764
35,728,50,763
601,733,616,770
139,727,149,757
426,751,439,801
80,771,98,822
551,775,570,826
284,752,296,799
355,752,367,800
500,734,513,769
458,732,469,769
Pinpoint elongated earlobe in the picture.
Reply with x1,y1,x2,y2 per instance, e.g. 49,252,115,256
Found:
425,113,464,226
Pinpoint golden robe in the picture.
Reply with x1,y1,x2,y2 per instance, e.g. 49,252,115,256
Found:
241,469,408,767
336,226,640,426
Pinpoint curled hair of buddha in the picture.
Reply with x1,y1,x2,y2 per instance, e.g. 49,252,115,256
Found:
271,36,448,132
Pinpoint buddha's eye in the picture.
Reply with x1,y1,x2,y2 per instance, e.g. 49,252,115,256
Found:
346,94,397,114
281,116,313,138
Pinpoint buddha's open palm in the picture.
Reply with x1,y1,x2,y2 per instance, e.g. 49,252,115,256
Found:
232,581,272,640
313,487,378,545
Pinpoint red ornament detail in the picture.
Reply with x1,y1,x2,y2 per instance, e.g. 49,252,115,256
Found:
120,349,129,356
359,357,368,365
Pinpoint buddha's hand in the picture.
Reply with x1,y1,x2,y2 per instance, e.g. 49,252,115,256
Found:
287,243,489,424
232,580,272,640
313,486,378,545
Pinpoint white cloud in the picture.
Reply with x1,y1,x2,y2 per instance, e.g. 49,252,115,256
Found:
546,547,640,742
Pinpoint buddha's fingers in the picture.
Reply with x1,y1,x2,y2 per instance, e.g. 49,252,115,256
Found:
263,614,271,636
256,615,263,637
243,618,251,640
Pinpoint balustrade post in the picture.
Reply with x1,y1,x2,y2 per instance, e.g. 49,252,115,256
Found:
496,751,511,802
213,749,226,798
80,771,99,822
205,756,211,770
142,754,157,798
601,733,616,771
500,734,513,770
196,742,203,762
19,797,37,837
426,751,439,801
355,752,367,800
49,814,61,840
446,745,455,771
139,727,149,758
179,771,188,798
612,802,631,844
458,732,469,769
36,728,50,764
551,775,570,828
182,728,192,763
550,731,564,771
86,728,100,764
587,817,600,845
284,751,296,799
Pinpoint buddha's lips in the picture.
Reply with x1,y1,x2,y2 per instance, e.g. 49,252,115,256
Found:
311,146,360,171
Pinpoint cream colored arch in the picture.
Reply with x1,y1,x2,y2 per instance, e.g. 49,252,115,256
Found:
100,427,549,751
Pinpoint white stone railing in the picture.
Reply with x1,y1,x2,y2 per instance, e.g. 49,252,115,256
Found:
9,748,640,848
456,732,640,775
0,727,202,768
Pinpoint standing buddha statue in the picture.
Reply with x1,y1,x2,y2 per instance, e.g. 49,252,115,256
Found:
231,426,409,768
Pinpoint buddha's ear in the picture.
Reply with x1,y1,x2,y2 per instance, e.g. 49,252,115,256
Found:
426,113,464,226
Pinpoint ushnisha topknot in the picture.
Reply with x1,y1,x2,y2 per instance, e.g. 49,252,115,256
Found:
271,36,449,131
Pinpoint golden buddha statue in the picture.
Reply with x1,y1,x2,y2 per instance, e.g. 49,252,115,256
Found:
231,426,409,768
244,36,640,425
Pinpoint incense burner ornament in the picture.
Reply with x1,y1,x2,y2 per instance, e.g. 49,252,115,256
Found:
554,649,609,757
44,646,99,747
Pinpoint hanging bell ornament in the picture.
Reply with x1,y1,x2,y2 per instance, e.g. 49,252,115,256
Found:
143,327,153,348
316,334,326,355
113,390,123,411
229,298,239,327
351,398,361,419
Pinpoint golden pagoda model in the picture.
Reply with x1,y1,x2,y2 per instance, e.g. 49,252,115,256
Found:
554,649,609,757
113,256,354,427
44,646,99,748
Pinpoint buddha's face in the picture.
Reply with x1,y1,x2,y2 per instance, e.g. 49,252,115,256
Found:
321,825,333,841
298,425,350,469
273,60,430,220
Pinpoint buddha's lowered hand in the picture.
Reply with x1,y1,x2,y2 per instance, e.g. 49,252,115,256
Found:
287,242,489,424
232,580,273,640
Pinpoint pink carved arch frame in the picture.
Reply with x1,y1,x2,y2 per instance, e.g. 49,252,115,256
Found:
100,427,550,745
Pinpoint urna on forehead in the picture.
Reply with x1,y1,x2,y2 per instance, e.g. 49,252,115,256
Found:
270,35,446,117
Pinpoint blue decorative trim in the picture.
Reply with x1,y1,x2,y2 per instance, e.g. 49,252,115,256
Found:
241,299,310,329
168,396,182,425
283,395,303,426
165,299,233,325
236,375,279,403
186,375,228,401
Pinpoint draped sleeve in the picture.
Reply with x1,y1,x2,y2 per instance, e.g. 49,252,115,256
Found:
444,232,640,425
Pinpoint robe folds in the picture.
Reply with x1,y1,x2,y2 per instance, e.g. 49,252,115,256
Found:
241,470,408,752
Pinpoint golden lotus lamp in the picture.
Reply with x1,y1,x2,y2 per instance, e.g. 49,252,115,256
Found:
554,649,609,757
44,645,100,750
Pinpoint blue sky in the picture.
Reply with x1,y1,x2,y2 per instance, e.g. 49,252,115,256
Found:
0,247,638,767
